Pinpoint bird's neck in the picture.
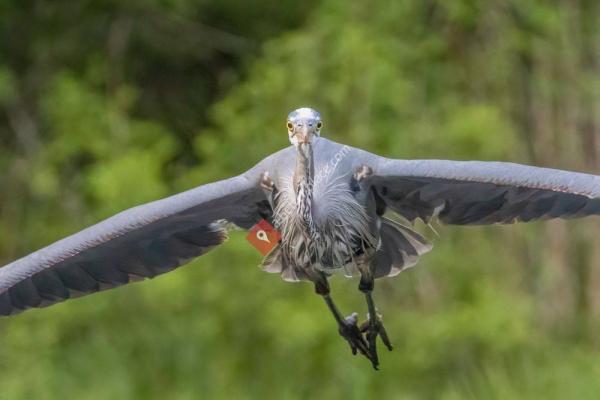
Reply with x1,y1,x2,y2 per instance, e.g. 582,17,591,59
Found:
293,144,316,236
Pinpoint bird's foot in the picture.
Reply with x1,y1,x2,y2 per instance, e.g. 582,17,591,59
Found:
260,172,274,191
338,312,372,362
360,312,393,370
354,165,374,182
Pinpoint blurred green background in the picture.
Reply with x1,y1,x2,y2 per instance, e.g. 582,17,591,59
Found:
1,0,599,399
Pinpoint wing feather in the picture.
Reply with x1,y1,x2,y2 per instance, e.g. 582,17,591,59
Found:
368,158,600,225
0,156,278,316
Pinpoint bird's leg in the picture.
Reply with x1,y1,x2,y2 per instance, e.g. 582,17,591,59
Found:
358,271,393,370
353,163,392,369
308,269,372,362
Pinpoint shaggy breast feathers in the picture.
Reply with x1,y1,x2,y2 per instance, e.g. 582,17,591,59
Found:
273,173,376,273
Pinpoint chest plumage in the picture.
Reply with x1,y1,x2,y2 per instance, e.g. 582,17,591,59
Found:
272,162,376,274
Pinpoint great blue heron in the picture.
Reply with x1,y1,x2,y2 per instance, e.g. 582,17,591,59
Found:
1,107,599,369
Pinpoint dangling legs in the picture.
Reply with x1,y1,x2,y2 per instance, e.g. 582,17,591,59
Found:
260,172,369,359
351,163,393,368
358,269,393,370
307,269,372,362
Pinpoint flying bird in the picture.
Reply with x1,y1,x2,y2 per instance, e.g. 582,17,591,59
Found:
1,107,599,369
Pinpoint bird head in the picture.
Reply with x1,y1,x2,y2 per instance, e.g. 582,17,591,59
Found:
286,107,322,146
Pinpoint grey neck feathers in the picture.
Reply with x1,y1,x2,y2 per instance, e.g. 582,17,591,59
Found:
293,144,317,237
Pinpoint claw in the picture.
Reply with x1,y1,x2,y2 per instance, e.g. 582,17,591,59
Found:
360,312,393,369
338,312,372,363
379,323,393,351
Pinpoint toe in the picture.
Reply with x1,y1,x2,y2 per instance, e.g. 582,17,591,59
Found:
338,314,371,361
379,324,393,351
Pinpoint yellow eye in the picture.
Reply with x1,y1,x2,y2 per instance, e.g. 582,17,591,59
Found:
317,121,323,129
287,122,293,130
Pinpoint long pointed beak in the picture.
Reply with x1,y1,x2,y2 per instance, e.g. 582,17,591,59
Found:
298,126,311,144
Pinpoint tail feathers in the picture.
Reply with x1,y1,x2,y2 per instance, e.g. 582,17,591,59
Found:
261,218,432,281
261,245,304,282
373,218,433,278
261,246,283,273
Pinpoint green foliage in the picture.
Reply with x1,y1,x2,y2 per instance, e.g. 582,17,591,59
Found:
0,0,599,399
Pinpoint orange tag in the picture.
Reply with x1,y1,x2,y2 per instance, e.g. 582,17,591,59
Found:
246,219,281,255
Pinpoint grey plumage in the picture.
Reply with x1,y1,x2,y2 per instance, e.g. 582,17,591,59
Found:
269,151,377,280
372,159,600,224
0,118,599,316
0,173,271,315
372,218,432,278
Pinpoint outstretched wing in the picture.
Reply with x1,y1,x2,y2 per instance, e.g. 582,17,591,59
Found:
0,158,277,316
365,158,600,225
